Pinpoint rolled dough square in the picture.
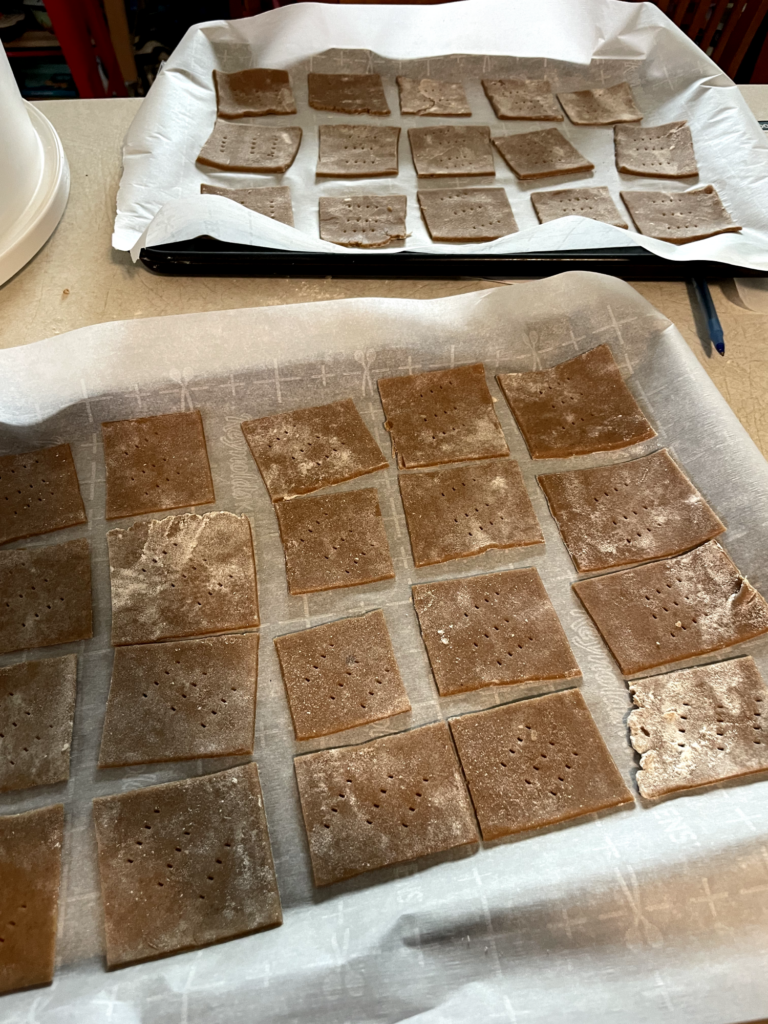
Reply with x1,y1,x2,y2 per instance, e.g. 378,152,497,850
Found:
102,409,215,520
412,567,581,696
0,655,77,793
0,804,64,995
274,487,394,596
481,78,563,121
308,73,390,115
558,83,642,125
377,363,509,469
614,121,697,179
0,538,92,655
319,195,407,248
417,187,517,242
620,185,740,243
397,77,471,116
408,126,495,177
197,121,302,173
497,343,656,459
0,444,86,545
98,634,259,768
493,128,594,180
316,125,400,178
275,609,410,740
242,398,387,501
573,540,768,676
213,68,296,118
93,763,282,968
107,511,259,646
450,689,632,840
201,184,294,226
629,657,768,799
294,721,478,886
399,458,543,567
531,186,627,228
538,448,725,573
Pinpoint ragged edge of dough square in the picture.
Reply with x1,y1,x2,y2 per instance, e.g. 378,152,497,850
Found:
0,444,86,546
319,195,408,249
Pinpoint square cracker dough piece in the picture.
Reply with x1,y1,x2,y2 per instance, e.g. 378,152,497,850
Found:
316,125,400,178
378,363,509,469
538,448,725,574
275,609,410,740
531,186,627,228
308,73,390,115
0,655,77,793
629,656,768,799
412,566,581,696
92,763,281,968
497,343,656,459
102,409,215,521
197,121,302,173
417,187,517,242
107,511,259,646
201,184,294,226
98,635,258,768
620,185,740,243
573,540,768,677
614,121,697,179
408,126,495,177
399,458,543,568
558,82,642,125
482,78,563,121
242,398,387,501
450,689,632,841
397,77,471,116
493,128,594,180
213,68,296,118
0,804,64,995
319,195,407,248
0,444,86,545
294,721,478,886
0,538,92,656
274,487,394,596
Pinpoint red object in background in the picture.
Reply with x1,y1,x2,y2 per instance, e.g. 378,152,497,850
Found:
44,0,128,97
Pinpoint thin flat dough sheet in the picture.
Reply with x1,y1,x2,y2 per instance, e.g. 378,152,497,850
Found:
531,186,627,228
0,444,86,545
308,73,390,115
621,185,740,243
493,128,594,180
397,77,471,116
319,195,407,248
198,121,302,173
213,68,296,118
200,184,294,226
481,78,563,121
408,126,495,177
316,125,400,178
614,121,697,179
558,82,642,125
417,187,517,242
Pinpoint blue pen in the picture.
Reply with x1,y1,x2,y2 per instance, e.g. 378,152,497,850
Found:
692,278,725,356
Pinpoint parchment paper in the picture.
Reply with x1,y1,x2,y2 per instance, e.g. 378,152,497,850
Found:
113,0,768,271
1,274,767,1024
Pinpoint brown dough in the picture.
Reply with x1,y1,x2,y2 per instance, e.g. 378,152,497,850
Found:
93,763,282,968
0,538,92,655
538,448,725,573
628,656,768,799
275,609,410,740
274,487,395,596
614,121,697,179
316,125,400,178
213,68,296,118
558,83,642,125
481,78,563,121
573,540,768,676
107,511,259,646
319,195,407,248
493,128,594,180
307,73,390,115
0,655,76,793
102,409,215,520
294,721,478,886
497,343,656,459
378,362,509,469
98,634,258,768
0,804,64,995
450,689,632,840
408,125,495,177
397,77,471,116
0,444,86,545
399,458,543,567
197,121,302,173
412,567,581,696
531,186,628,228
200,184,294,226
417,187,517,242
620,185,740,243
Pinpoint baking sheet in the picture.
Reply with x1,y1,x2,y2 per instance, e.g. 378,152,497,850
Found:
1,273,768,1024
113,0,768,271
